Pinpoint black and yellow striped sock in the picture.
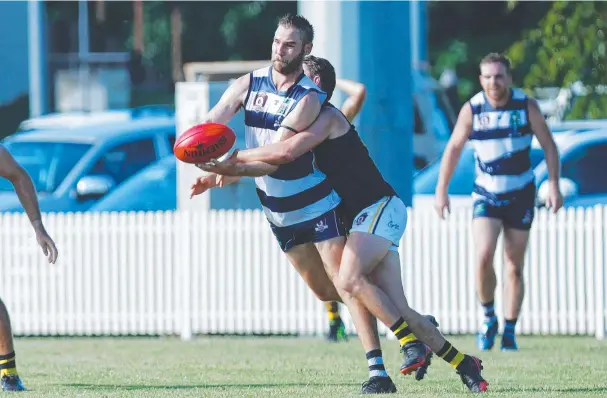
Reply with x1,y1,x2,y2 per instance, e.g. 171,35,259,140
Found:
389,317,418,347
325,301,340,323
0,351,18,377
436,341,466,369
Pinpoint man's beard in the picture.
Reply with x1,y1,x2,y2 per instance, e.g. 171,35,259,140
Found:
486,87,508,102
272,49,305,75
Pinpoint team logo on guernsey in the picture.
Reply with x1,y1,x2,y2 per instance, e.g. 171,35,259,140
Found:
252,92,268,111
479,115,490,129
510,110,521,130
275,98,295,116
355,212,368,226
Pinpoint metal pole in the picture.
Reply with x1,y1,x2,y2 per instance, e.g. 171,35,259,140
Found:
78,0,90,112
28,0,46,117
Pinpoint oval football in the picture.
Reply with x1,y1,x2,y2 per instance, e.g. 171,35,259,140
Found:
173,123,236,164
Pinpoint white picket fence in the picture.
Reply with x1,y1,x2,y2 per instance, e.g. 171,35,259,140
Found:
0,206,605,340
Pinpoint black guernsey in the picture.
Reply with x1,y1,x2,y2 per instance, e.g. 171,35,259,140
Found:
313,104,396,224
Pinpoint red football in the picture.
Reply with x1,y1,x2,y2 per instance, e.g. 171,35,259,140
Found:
173,122,236,164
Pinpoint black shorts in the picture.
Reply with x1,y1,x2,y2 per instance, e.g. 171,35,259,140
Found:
268,208,347,252
473,182,536,230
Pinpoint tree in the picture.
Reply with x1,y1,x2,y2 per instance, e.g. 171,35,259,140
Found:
507,1,607,119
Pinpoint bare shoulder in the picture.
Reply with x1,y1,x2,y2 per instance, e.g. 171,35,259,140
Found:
321,106,348,134
231,73,251,96
299,90,320,107
526,97,541,113
458,100,473,119
0,144,11,161
0,144,20,179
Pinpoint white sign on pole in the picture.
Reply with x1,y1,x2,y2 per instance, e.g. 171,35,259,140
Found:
175,81,211,211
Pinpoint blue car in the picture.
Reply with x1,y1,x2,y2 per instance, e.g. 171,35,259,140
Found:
413,129,607,209
90,155,263,213
0,115,176,213
90,156,177,212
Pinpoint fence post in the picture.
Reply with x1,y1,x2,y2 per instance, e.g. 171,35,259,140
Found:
597,206,606,340
178,210,193,341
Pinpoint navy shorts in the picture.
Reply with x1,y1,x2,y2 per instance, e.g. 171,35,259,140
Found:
473,183,536,230
269,208,347,252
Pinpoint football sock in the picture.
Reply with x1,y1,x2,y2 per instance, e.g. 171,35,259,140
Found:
325,301,340,323
436,341,466,369
504,318,517,334
366,349,389,378
390,317,418,347
0,351,17,377
482,300,497,322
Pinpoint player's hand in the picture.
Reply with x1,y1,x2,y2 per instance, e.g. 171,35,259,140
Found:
545,180,563,213
190,174,218,198
196,150,240,176
434,190,450,220
34,224,58,264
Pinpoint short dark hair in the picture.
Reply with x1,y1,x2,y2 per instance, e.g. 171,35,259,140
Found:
278,14,314,44
480,52,511,74
303,55,336,102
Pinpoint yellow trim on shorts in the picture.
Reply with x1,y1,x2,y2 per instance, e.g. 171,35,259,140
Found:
367,197,390,233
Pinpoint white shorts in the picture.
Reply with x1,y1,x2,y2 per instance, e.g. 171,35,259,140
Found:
349,196,407,252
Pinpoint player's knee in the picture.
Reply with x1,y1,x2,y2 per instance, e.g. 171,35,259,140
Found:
318,285,341,302
505,263,524,280
336,273,364,297
476,250,495,270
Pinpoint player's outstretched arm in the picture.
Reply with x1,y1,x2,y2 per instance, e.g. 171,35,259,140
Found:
201,74,250,125
434,102,473,219
528,98,563,212
0,145,58,263
336,78,366,122
234,106,333,165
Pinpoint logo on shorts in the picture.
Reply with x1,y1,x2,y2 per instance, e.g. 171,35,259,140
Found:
354,212,368,226
522,209,532,225
387,216,400,230
474,202,486,217
315,219,328,233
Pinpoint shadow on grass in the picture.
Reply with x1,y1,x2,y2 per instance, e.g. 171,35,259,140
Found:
62,381,361,391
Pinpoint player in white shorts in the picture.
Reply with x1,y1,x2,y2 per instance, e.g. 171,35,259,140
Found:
199,55,489,393
188,14,407,395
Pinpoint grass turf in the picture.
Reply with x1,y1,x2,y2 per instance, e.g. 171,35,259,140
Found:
10,335,607,397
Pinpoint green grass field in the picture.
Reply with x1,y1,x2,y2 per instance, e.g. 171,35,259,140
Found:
11,335,607,397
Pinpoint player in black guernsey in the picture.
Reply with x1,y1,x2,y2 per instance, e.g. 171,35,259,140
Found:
200,55,489,394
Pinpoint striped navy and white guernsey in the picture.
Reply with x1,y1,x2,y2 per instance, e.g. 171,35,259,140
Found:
243,66,341,227
469,88,535,204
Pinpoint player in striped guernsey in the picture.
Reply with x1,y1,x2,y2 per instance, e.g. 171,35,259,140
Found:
189,15,399,394
199,56,489,393
434,53,563,351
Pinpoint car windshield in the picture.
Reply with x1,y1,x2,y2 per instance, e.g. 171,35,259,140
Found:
0,142,92,193
413,146,546,195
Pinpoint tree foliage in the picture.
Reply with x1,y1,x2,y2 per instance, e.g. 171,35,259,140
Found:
428,1,551,102
507,1,607,119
